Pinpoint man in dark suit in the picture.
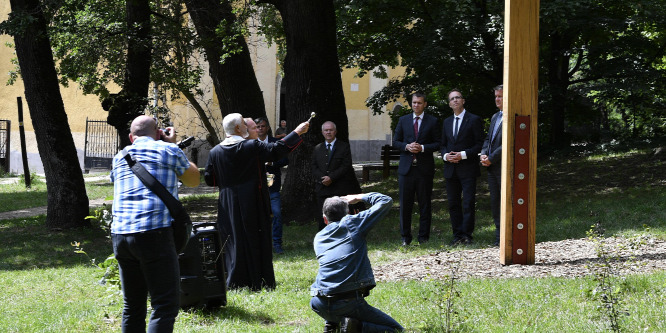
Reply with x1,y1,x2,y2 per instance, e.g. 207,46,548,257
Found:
480,85,504,246
256,117,290,254
393,93,441,246
440,88,485,245
312,121,362,230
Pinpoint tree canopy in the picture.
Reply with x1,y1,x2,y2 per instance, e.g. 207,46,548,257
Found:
335,0,666,147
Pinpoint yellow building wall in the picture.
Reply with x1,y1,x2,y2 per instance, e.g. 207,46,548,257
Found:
341,66,407,143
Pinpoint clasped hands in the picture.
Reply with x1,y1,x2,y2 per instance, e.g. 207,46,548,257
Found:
406,142,422,154
445,151,463,163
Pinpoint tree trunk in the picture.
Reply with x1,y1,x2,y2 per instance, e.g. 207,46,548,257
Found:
181,90,222,145
9,0,90,229
105,0,152,148
269,0,354,223
185,0,266,120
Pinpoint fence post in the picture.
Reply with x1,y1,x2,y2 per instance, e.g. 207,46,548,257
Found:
17,96,31,188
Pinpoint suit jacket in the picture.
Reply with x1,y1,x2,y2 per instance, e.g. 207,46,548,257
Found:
392,113,441,176
311,140,360,198
440,111,485,179
480,111,503,168
266,136,289,192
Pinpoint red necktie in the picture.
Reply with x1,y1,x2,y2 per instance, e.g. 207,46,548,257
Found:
414,116,420,139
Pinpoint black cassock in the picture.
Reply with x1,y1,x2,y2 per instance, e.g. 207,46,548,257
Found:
204,132,302,290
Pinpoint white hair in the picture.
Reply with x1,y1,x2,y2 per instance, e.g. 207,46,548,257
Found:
321,121,337,131
223,113,244,135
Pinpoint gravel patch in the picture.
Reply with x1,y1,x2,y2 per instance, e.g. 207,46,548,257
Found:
375,237,666,281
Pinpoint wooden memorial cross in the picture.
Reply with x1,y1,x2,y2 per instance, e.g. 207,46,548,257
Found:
499,0,539,265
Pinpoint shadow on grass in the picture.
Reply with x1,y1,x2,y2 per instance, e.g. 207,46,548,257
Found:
0,190,48,213
186,303,276,326
0,215,111,271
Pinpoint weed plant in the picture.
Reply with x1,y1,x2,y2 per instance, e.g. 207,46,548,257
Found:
585,223,628,332
426,251,465,333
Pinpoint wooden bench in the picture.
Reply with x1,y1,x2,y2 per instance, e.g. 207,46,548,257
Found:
361,145,400,182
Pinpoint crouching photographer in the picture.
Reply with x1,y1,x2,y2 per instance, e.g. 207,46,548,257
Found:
110,115,199,332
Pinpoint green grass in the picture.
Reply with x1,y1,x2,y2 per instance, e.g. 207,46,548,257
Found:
1,215,665,332
0,177,114,213
0,145,664,331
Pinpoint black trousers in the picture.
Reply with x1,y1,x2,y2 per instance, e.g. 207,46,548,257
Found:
398,168,433,243
445,174,478,241
487,165,502,241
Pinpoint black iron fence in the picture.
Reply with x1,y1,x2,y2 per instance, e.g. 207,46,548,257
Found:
0,120,9,173
83,118,119,173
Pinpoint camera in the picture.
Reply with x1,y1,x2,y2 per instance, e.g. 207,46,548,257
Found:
177,136,195,149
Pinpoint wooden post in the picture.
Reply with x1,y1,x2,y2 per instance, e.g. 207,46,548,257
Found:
17,96,31,188
500,0,539,265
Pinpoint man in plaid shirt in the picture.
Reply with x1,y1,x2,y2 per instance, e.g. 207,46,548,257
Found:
110,115,200,332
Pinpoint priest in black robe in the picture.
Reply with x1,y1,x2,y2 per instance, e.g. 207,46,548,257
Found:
204,113,309,291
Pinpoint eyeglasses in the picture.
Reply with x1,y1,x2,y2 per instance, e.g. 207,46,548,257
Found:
449,96,463,101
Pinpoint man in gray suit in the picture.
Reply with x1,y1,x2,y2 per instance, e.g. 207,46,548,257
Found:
480,85,504,246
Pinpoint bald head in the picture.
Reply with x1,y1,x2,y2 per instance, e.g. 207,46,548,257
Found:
245,118,258,140
130,115,158,139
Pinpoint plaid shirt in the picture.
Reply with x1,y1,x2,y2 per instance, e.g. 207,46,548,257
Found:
110,136,190,234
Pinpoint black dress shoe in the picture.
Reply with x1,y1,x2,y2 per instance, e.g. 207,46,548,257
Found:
450,238,462,246
341,317,362,333
323,322,339,333
418,237,429,244
401,240,410,247
461,237,473,245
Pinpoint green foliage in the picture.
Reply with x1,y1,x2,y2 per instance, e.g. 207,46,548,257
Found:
0,167,16,178
49,0,126,97
335,0,666,145
336,0,505,121
76,203,119,291
253,3,286,73
85,204,113,239
18,171,41,186
426,252,466,333
585,223,629,332
71,240,120,290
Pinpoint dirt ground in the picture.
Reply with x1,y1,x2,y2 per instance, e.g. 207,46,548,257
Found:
374,237,666,281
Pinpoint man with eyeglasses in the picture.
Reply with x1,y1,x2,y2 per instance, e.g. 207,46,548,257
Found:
440,89,485,246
